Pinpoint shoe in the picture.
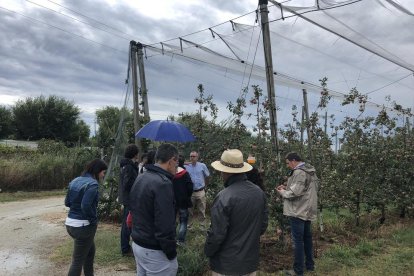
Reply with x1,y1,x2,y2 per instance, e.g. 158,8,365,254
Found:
122,250,133,257
176,241,185,247
282,270,301,276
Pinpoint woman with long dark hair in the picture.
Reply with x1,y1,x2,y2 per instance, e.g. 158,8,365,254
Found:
64,158,107,276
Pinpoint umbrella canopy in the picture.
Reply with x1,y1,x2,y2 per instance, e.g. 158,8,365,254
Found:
135,120,196,142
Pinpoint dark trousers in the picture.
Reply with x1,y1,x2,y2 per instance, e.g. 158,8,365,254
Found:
120,205,131,254
66,224,97,276
177,208,189,243
289,217,314,276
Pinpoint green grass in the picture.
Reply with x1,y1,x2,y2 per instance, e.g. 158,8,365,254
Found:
50,215,414,276
176,220,209,275
0,189,65,203
321,208,354,234
51,221,208,275
51,225,135,270
316,225,414,276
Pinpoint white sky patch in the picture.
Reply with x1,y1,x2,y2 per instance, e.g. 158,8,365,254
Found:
0,94,23,106
122,0,201,20
283,0,317,7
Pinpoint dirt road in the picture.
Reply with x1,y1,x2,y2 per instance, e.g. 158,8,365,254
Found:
0,196,135,276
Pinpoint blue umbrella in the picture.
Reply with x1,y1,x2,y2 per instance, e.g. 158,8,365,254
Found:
135,120,196,142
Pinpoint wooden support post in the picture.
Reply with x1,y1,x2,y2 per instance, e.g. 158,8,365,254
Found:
137,42,150,122
302,89,313,164
259,0,279,162
130,41,143,154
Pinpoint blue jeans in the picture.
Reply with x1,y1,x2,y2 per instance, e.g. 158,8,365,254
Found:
289,217,314,276
66,224,97,276
177,208,189,243
121,205,131,254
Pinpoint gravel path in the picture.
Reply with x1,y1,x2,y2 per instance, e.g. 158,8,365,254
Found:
0,196,135,276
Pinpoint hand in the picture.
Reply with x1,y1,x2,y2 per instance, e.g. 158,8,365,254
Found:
166,250,177,260
276,227,282,237
276,184,286,191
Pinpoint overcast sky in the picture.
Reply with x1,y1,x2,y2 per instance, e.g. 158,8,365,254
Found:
1,0,413,136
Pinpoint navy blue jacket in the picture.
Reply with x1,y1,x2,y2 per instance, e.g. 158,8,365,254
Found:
65,173,99,225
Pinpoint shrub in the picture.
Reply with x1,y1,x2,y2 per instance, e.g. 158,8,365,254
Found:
0,143,99,191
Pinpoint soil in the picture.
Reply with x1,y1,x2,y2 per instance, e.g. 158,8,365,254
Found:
0,196,135,276
258,212,414,273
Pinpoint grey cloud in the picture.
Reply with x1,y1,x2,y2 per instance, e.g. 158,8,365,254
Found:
0,0,413,138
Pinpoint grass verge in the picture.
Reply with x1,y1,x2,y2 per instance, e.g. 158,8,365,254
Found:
50,214,413,276
0,189,65,203
50,221,208,275
51,224,135,271
315,223,414,276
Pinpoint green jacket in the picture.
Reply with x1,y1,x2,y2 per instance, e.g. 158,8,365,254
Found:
280,163,318,221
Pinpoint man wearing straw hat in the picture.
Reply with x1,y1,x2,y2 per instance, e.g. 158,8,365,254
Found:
205,149,268,276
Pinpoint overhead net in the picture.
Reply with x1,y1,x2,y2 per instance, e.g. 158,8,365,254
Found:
141,0,413,131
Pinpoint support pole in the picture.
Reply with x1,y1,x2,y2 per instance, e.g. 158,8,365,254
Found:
259,0,279,160
137,42,150,122
130,41,143,153
335,129,338,154
302,89,314,163
300,105,305,153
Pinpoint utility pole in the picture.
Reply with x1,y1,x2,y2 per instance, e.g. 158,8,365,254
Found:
137,42,150,122
130,41,143,153
259,0,279,160
302,89,314,163
324,111,328,134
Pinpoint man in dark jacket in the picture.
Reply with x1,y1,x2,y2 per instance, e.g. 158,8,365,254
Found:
130,143,179,275
205,149,268,276
246,154,265,191
118,144,139,256
173,155,193,245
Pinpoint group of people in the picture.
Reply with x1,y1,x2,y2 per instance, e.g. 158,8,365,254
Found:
64,144,318,276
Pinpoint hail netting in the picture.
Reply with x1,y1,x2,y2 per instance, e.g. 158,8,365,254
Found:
141,0,413,128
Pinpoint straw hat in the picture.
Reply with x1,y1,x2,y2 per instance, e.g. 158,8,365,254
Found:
211,149,252,173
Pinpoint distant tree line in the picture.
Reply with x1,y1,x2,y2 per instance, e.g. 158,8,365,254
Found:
0,95,89,145
0,95,137,150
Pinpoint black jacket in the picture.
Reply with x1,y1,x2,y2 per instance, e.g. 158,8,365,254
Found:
129,164,177,260
246,166,265,191
173,167,193,209
205,174,268,275
118,158,138,206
